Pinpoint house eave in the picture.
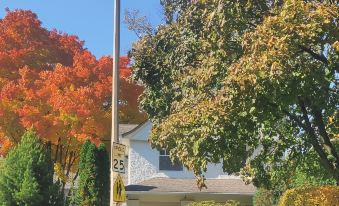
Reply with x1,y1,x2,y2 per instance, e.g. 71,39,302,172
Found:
122,120,151,141
126,191,255,195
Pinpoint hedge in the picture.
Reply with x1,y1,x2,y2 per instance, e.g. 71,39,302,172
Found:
253,188,275,206
188,200,240,206
278,186,339,206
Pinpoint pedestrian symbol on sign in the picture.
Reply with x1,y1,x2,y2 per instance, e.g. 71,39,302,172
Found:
113,174,126,202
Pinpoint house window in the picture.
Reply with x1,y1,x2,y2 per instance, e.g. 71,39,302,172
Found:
159,149,183,171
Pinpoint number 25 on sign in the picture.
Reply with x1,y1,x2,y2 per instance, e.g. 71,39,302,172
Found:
113,142,126,173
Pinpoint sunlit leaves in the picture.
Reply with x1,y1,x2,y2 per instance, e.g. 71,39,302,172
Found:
131,0,339,188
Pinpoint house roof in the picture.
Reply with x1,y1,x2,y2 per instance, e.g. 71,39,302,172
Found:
119,124,139,136
121,120,152,141
101,124,138,142
121,120,149,137
125,178,256,194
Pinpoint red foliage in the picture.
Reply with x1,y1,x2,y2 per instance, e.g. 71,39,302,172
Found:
0,9,146,156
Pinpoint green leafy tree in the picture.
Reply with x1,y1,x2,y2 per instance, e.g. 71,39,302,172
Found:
253,150,337,205
129,0,339,188
0,130,61,206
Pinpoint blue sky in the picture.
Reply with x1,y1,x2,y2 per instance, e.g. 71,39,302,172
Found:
0,0,163,57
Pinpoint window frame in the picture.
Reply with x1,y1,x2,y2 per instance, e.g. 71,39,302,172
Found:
158,149,183,171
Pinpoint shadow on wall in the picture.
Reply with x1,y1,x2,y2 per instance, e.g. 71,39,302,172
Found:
125,185,157,192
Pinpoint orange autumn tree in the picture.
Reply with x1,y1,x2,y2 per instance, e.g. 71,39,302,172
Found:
0,9,146,183
119,56,147,123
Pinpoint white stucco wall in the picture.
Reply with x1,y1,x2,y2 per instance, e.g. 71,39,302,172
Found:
123,121,239,185
128,140,158,184
128,140,233,185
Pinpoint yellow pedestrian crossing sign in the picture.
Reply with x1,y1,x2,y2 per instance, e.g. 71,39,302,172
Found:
113,174,126,202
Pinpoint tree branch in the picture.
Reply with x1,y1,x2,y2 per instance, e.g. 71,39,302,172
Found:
59,145,63,167
54,138,61,163
72,169,79,182
65,151,73,178
312,108,339,168
298,45,329,65
63,136,71,170
298,97,339,183
266,101,306,129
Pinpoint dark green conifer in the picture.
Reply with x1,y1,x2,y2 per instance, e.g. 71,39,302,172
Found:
76,141,110,206
0,130,61,206
76,140,98,205
96,144,110,206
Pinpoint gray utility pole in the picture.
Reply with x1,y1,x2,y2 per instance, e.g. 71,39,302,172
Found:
111,0,120,206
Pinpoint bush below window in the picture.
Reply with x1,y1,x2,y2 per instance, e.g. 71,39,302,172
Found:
188,200,240,206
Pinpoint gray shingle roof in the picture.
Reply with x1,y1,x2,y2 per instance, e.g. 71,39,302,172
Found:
101,124,138,142
121,120,149,138
126,178,256,194
119,124,139,136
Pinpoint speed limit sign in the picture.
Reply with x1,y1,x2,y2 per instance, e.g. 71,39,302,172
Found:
113,142,126,174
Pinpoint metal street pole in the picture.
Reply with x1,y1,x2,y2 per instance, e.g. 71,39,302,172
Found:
111,0,120,206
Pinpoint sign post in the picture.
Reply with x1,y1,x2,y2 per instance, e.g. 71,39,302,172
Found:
111,0,122,206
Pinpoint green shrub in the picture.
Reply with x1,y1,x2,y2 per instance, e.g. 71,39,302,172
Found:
75,140,110,206
0,130,62,206
224,200,240,206
188,200,240,206
278,186,339,206
188,202,220,206
253,188,275,206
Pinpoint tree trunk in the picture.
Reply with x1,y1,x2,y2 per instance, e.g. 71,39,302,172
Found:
298,98,339,185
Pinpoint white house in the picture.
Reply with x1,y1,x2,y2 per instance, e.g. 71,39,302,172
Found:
120,121,256,206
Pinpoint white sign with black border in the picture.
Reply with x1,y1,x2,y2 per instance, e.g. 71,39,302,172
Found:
113,142,126,174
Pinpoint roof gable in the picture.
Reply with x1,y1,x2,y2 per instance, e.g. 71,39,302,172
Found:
122,120,152,141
